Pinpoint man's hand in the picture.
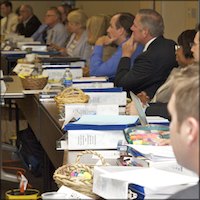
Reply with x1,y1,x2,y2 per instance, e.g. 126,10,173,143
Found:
126,91,149,115
95,35,115,46
125,101,138,115
83,66,90,77
137,91,150,105
48,43,61,51
122,33,138,57
59,47,67,55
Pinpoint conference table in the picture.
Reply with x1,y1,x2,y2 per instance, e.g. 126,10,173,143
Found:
3,76,65,191
1,50,61,75
3,75,121,192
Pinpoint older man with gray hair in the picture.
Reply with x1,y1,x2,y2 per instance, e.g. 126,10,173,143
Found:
16,4,41,37
44,7,68,47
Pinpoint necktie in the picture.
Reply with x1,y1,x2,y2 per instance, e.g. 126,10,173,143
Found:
49,30,54,44
42,27,48,44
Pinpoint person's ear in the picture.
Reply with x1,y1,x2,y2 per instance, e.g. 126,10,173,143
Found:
142,27,149,38
182,117,199,146
117,27,124,36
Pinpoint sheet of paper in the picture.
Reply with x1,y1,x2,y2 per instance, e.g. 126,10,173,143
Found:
73,76,107,82
96,105,119,115
65,104,119,117
86,91,127,106
73,82,114,89
13,63,35,75
62,109,75,129
127,144,175,158
147,116,169,123
72,115,139,125
57,185,92,199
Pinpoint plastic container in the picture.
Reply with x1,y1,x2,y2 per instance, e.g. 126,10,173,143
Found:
124,124,170,145
41,192,67,199
5,189,40,200
62,68,73,87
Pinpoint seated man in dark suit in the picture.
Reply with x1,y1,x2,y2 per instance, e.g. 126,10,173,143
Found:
16,4,41,37
114,9,178,99
125,29,199,120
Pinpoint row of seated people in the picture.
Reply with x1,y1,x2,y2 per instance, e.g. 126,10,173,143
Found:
1,2,199,198
1,1,198,117
126,29,199,120
0,1,73,36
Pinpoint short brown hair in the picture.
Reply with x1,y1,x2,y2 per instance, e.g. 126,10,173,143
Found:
114,12,135,38
172,64,199,126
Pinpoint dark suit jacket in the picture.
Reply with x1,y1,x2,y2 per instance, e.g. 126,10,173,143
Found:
114,36,178,99
16,15,41,37
146,103,170,120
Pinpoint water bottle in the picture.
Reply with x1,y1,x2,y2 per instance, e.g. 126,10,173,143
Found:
62,68,73,87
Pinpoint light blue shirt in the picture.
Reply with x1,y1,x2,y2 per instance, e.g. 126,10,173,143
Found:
90,41,143,79
46,23,68,47
31,24,48,43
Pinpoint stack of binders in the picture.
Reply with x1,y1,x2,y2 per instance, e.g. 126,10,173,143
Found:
58,115,139,150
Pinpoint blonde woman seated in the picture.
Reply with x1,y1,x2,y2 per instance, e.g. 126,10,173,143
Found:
83,14,117,76
52,9,92,64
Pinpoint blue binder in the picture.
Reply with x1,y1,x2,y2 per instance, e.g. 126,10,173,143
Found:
82,87,123,93
64,124,135,131
64,115,139,131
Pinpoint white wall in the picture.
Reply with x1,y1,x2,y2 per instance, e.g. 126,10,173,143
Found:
156,1,198,41
75,1,140,16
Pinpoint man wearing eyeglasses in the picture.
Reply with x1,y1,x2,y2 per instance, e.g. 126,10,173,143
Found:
44,7,68,48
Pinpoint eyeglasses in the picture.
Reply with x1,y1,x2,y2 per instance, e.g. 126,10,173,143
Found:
175,45,181,51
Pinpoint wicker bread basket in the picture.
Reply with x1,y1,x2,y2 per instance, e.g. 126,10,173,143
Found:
20,76,48,90
53,150,108,199
54,87,90,112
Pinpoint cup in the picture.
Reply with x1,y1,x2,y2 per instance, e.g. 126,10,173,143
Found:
5,189,40,199
41,192,67,199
